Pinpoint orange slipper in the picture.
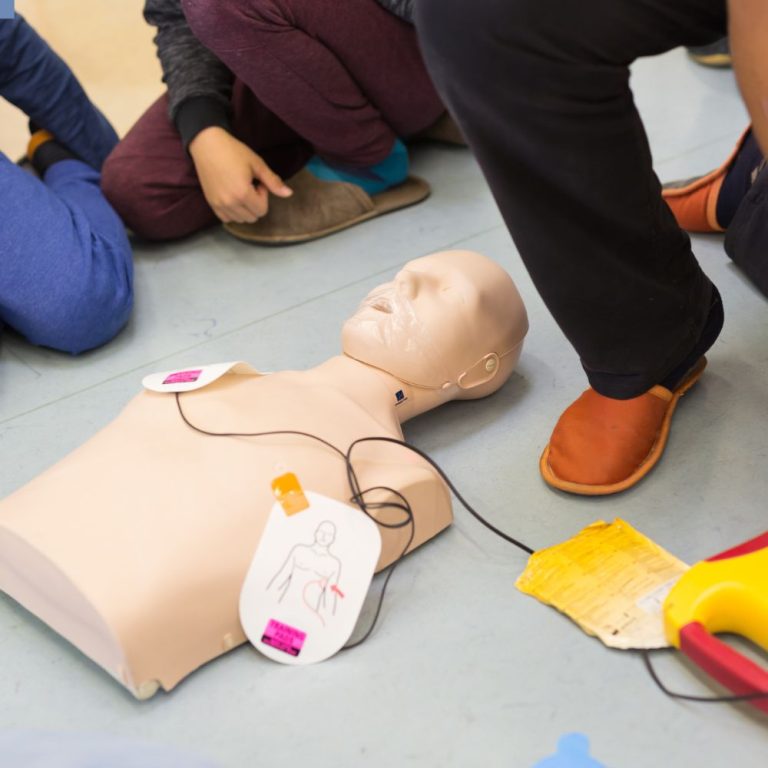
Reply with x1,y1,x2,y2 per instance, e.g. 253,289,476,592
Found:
539,357,707,496
662,128,751,233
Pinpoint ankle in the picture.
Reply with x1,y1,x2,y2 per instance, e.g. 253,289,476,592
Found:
307,138,409,196
715,129,764,228
659,284,723,391
27,129,77,175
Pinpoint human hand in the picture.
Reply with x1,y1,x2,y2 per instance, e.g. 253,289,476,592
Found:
189,127,292,223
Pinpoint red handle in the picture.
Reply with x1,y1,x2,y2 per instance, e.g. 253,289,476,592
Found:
706,531,768,562
680,622,768,713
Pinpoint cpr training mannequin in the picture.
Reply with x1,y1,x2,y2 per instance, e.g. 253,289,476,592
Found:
0,250,528,699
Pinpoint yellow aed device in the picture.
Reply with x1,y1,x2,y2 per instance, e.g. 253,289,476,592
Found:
663,531,768,713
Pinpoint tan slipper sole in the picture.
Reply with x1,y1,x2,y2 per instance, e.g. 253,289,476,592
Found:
539,357,707,496
687,51,732,68
223,169,430,246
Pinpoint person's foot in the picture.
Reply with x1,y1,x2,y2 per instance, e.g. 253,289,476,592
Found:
662,128,763,233
305,138,409,196
540,287,723,496
687,38,731,68
15,155,36,175
223,167,430,245
411,111,467,146
27,123,78,175
540,360,706,495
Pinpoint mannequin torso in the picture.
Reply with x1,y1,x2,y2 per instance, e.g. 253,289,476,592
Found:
0,359,451,696
0,249,529,699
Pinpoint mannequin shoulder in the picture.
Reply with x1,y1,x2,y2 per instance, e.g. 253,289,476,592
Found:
356,458,452,512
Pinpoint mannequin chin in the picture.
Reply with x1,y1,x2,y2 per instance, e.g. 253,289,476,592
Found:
342,250,528,393
0,249,528,698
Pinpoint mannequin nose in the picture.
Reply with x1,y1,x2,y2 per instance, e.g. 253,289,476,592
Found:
395,271,419,299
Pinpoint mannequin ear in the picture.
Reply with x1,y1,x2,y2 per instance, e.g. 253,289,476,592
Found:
457,353,500,390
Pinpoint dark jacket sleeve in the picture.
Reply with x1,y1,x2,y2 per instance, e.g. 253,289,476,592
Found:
0,14,118,169
144,0,234,148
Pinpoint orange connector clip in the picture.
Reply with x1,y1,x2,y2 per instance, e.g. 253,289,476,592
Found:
271,472,310,516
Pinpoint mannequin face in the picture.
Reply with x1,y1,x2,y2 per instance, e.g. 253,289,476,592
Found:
342,250,527,389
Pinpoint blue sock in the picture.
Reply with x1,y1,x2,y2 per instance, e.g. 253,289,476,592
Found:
306,138,408,196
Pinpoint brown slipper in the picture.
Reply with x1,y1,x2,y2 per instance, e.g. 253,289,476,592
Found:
662,127,750,233
539,357,707,496
223,168,430,245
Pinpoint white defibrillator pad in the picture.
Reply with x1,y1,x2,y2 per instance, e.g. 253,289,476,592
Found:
240,491,381,664
142,361,260,393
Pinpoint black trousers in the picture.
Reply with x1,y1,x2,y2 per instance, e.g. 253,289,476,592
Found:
415,0,728,398
726,163,768,298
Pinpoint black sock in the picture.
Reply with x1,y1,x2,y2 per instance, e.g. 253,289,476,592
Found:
659,284,723,391
716,130,764,228
29,119,79,174
30,138,77,175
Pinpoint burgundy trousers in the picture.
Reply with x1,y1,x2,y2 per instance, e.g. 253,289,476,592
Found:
102,0,444,240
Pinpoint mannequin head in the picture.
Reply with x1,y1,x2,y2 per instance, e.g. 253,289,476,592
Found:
342,250,528,400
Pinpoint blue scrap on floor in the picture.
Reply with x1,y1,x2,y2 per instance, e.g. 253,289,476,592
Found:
533,733,606,768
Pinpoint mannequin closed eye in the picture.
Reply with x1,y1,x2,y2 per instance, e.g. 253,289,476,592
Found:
370,297,393,313
398,270,462,303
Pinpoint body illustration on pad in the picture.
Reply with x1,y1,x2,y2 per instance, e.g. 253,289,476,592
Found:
268,521,343,625
0,250,528,699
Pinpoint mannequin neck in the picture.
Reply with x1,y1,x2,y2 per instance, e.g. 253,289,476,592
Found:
313,356,457,424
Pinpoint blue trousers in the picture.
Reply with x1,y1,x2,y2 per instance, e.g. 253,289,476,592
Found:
0,155,133,354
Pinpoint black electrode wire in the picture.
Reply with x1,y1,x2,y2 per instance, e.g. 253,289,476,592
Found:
343,485,416,649
175,393,766,707
174,392,416,646
173,392,534,647
641,648,768,704
172,394,534,552
348,435,535,555
174,394,348,460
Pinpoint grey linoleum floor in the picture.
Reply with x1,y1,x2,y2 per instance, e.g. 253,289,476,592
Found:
1,49,766,767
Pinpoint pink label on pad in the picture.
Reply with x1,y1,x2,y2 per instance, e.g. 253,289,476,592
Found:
163,369,203,385
261,619,306,657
